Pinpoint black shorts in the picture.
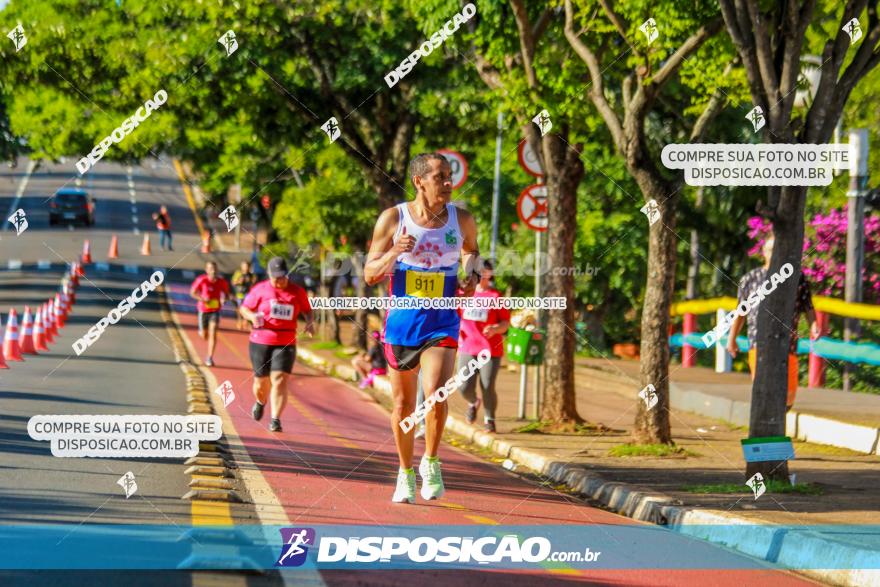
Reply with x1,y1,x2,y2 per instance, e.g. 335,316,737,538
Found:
383,336,457,372
249,342,296,377
198,311,220,333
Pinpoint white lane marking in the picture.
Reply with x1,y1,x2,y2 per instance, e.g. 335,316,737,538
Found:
37,260,51,269
95,262,109,271
3,159,37,232
8,260,22,270
128,170,139,233
181,321,322,587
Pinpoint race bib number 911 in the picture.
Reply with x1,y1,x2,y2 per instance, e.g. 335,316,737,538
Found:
405,271,444,298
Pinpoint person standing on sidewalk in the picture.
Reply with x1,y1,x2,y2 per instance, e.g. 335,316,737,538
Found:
456,260,510,433
190,260,230,367
232,260,258,331
364,153,480,504
239,257,315,432
152,205,173,251
727,235,822,411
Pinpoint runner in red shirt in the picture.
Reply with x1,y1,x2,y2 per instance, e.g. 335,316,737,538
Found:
189,260,230,367
239,257,315,432
456,260,509,433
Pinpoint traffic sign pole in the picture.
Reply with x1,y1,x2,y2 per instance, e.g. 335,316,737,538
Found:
491,112,503,261
532,176,543,420
515,147,547,421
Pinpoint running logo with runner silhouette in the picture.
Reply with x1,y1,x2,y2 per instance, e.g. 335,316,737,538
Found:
7,208,28,235
276,527,316,567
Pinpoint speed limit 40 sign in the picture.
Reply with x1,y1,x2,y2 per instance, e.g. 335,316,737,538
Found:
517,140,544,177
437,149,468,189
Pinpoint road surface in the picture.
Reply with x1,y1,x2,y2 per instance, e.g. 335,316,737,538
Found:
0,158,820,586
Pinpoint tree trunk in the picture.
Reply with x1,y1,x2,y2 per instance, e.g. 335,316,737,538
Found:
583,303,607,352
322,273,341,345
632,173,679,444
367,169,405,210
352,251,369,350
539,136,585,424
746,184,806,481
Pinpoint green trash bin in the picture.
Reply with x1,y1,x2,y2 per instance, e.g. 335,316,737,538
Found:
505,327,545,365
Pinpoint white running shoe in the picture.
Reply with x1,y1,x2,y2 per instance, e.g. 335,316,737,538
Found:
391,468,416,504
418,456,445,500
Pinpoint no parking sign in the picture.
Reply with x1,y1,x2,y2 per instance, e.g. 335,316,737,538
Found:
517,184,548,232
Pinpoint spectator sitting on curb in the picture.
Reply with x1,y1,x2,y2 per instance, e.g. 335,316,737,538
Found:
352,330,387,389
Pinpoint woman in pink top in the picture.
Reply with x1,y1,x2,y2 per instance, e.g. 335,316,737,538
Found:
456,261,510,433
239,257,315,432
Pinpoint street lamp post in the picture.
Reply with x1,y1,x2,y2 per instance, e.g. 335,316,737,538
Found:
844,129,868,392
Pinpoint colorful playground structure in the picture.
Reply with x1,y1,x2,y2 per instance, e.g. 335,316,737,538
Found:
669,296,880,387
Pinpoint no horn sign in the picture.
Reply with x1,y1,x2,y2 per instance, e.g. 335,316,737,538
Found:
517,184,548,232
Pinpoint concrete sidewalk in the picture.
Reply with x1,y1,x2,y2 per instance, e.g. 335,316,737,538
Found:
297,323,880,587
576,356,880,454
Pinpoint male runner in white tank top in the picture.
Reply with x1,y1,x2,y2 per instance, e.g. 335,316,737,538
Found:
365,153,480,504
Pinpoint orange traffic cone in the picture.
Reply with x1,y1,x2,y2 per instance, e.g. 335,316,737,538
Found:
82,240,92,264
200,233,212,253
3,308,24,362
32,307,48,352
108,234,120,259
141,234,152,256
75,261,84,279
55,293,65,328
63,282,73,311
0,318,7,369
37,305,48,344
20,306,36,354
45,302,57,342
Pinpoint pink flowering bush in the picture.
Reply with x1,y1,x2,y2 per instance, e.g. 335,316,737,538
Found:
747,208,880,302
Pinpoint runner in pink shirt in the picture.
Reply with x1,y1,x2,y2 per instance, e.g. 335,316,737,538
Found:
456,260,510,433
238,257,315,432
189,260,230,367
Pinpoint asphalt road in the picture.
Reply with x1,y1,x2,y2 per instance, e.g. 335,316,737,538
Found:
0,158,823,586
0,156,221,273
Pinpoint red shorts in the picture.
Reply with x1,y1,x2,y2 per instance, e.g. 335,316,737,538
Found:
384,336,457,371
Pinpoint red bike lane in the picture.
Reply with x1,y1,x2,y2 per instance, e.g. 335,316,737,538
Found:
168,284,816,586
